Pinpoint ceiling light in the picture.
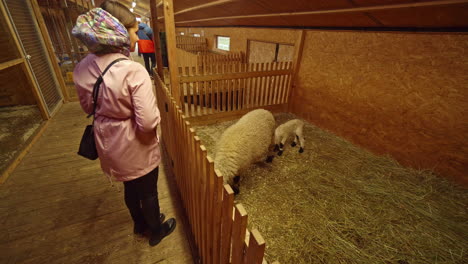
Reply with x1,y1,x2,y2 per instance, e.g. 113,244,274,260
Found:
132,2,136,8
130,8,134,12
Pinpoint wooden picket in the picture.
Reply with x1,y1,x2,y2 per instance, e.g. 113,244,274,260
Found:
178,61,293,117
154,73,276,264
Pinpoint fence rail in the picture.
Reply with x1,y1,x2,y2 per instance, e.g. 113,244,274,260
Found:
155,73,271,264
178,61,293,117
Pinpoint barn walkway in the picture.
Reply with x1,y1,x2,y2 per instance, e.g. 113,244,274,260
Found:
0,102,193,264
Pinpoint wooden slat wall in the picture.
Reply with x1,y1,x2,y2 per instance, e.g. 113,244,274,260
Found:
154,72,275,264
38,0,91,65
178,61,292,117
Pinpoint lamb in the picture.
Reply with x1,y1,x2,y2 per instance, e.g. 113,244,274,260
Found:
214,109,276,194
273,119,305,156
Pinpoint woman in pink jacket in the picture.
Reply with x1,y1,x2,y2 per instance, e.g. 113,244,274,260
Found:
72,1,175,246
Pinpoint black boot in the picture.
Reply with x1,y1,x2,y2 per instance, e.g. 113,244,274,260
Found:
149,218,177,246
134,213,166,235
142,196,176,246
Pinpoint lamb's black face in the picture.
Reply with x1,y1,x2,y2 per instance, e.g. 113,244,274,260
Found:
273,144,280,152
233,176,240,184
232,185,240,195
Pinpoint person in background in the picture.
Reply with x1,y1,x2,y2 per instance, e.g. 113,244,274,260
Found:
72,0,176,247
137,21,156,75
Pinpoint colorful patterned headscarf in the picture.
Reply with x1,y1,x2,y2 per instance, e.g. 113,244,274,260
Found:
72,8,130,57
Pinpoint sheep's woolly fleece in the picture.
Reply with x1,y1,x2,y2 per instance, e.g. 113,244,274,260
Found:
274,119,304,145
214,109,275,185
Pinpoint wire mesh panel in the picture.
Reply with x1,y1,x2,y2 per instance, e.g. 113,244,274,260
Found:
4,0,62,114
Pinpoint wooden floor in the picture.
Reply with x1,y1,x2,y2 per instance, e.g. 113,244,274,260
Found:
0,102,193,264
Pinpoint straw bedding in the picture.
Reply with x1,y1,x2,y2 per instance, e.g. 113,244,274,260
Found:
194,112,467,264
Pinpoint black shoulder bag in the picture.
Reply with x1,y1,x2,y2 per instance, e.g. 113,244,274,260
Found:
77,58,127,160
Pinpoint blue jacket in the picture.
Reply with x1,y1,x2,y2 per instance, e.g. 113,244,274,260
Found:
137,23,153,40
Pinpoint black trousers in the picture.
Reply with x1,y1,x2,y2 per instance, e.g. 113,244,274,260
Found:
142,53,156,75
123,167,160,232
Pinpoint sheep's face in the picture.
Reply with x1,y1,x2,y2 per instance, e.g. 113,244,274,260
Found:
273,144,280,152
229,175,241,195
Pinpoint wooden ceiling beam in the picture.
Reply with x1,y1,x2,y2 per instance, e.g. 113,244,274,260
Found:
174,0,468,25
175,0,235,16
157,0,235,20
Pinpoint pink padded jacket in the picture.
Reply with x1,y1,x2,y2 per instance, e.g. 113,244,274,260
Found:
73,53,161,181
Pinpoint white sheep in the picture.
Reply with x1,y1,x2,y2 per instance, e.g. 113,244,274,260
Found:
214,109,276,194
273,119,305,156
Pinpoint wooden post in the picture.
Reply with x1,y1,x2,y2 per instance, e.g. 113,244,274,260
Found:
287,30,305,112
162,0,180,106
245,229,266,264
231,204,248,264
220,185,234,264
61,2,80,67
150,0,164,79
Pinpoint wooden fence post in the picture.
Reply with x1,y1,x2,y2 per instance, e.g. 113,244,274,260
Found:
220,185,235,264
150,0,164,79
245,229,266,264
231,204,248,264
287,30,305,111
162,0,180,105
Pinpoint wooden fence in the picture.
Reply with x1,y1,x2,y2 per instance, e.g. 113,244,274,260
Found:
178,61,293,117
177,48,245,68
155,73,272,264
177,48,199,67
176,35,208,52
197,52,245,66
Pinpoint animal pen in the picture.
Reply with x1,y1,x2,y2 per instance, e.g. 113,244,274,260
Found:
152,1,467,263
156,35,293,264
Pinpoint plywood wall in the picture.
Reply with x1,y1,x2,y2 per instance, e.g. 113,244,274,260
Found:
248,40,276,63
277,44,294,62
177,27,298,54
290,31,468,185
0,65,37,106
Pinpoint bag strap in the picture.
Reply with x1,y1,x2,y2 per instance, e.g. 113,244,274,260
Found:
88,58,128,118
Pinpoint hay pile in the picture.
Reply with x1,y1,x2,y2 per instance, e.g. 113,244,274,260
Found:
0,105,42,173
194,113,467,264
